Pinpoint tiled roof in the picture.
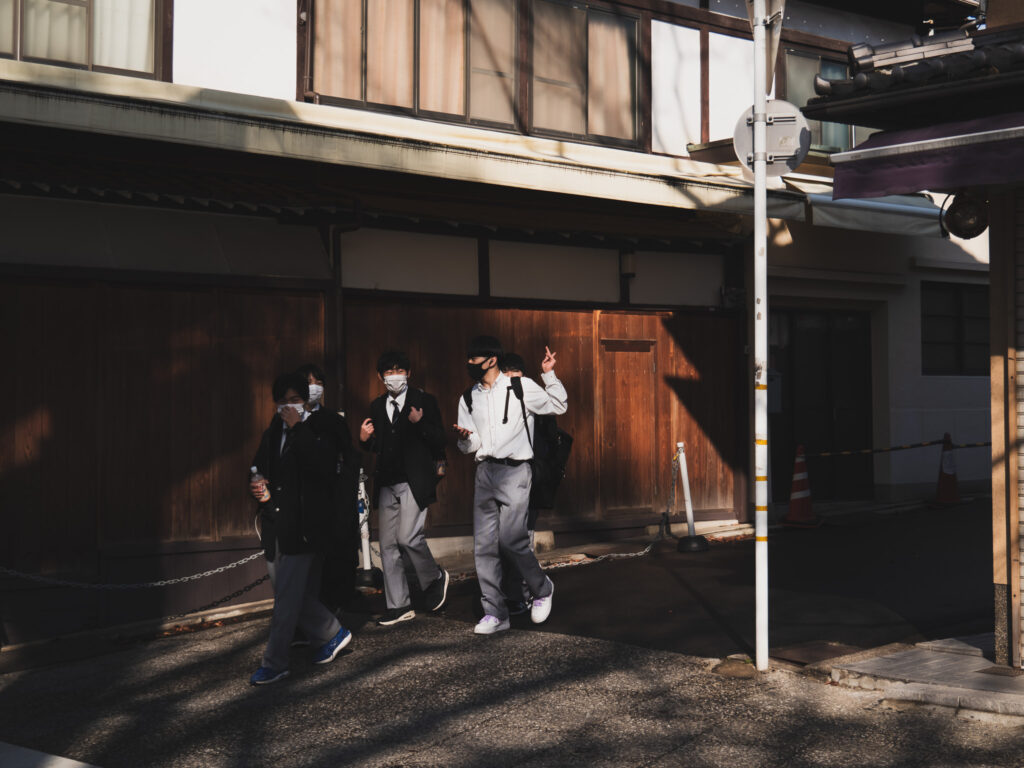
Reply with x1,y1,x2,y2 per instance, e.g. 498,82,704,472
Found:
809,27,1024,103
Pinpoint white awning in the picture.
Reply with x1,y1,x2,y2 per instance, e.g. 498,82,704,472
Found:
785,179,943,238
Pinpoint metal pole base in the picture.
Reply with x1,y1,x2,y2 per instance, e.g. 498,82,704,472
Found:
677,535,710,553
356,567,383,589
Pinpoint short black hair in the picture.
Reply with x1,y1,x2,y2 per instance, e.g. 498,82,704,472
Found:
376,350,411,374
500,353,527,374
467,335,503,359
272,372,309,402
295,363,326,384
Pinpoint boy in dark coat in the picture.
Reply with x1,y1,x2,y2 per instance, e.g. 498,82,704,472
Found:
359,350,449,625
296,363,360,613
248,372,352,685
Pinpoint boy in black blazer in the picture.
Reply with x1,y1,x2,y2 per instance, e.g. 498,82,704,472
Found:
359,350,449,625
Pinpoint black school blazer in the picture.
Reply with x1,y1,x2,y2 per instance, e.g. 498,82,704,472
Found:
361,388,447,510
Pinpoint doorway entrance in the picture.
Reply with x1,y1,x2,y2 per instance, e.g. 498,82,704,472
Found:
769,310,873,501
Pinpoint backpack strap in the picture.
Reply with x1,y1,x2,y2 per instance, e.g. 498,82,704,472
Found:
509,377,532,449
462,386,474,414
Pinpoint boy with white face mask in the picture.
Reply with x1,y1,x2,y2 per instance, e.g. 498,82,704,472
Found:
359,350,449,625
296,363,360,615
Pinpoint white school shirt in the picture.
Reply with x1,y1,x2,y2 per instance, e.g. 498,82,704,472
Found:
457,371,567,461
386,388,407,421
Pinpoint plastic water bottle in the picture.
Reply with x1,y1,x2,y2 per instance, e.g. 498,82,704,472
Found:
250,465,271,502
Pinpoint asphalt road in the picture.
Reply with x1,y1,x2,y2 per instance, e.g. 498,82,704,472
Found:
441,500,993,660
0,498,1015,768
2,613,1023,768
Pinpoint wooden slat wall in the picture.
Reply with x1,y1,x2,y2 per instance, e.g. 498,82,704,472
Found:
0,279,324,573
343,296,743,529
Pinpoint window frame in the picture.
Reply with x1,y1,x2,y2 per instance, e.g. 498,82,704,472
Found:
920,280,990,377
304,0,866,156
527,0,640,148
308,0,643,149
780,47,853,152
309,0,521,132
0,0,171,81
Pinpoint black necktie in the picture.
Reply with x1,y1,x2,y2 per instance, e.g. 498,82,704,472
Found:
391,400,400,423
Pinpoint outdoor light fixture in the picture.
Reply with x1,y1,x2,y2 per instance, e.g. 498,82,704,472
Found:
941,190,989,239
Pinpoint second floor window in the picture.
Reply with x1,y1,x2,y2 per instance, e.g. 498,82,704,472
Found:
312,0,639,146
531,1,636,142
0,0,158,76
785,50,849,152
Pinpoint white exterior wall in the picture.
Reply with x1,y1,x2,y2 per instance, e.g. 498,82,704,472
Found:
0,194,330,278
708,32,763,142
172,0,296,100
651,11,913,155
769,219,990,498
338,230,726,308
340,229,479,296
651,21,701,156
884,272,990,496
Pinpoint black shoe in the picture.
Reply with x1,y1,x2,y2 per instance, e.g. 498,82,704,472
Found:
506,599,531,616
426,569,450,612
378,606,415,626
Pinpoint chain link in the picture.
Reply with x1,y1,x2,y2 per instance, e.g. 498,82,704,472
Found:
160,573,271,622
0,551,265,591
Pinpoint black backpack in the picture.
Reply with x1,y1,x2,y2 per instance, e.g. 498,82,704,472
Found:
462,380,573,510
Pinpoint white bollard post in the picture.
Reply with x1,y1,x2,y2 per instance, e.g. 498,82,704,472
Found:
356,468,382,588
676,442,710,553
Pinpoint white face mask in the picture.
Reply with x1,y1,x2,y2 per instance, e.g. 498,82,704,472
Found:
276,403,306,417
308,384,324,404
384,374,408,395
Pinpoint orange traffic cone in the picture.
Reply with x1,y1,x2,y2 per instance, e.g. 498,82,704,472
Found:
935,432,960,505
782,445,820,527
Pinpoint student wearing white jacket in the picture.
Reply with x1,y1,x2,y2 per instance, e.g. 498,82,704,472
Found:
453,336,567,635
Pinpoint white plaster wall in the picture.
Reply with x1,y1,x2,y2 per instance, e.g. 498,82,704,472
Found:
783,1,914,46
651,21,702,156
339,229,479,295
173,0,297,101
708,32,756,142
489,241,619,303
630,250,723,307
768,220,991,496
0,194,330,277
883,271,991,494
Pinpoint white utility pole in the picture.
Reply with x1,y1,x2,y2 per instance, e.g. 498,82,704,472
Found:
750,0,770,673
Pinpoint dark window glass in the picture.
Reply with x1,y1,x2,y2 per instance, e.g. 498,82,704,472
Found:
921,282,989,376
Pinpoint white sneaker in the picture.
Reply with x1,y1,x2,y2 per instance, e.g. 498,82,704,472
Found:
473,615,510,635
531,579,554,624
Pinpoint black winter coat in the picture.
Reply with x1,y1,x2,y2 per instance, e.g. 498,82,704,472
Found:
251,415,337,560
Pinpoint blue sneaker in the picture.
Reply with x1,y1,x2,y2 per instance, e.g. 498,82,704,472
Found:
250,666,289,685
312,626,352,664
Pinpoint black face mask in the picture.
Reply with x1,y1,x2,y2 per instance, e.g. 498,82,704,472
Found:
466,361,486,381
466,360,492,381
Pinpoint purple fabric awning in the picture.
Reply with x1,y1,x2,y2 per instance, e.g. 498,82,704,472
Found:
832,112,1024,200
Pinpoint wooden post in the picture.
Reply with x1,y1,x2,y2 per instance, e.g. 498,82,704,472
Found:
990,188,1021,667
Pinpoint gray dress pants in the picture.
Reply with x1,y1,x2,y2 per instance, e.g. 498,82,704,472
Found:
262,543,341,671
378,482,442,610
473,462,552,620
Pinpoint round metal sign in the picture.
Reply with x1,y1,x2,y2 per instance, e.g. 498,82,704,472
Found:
732,99,811,177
